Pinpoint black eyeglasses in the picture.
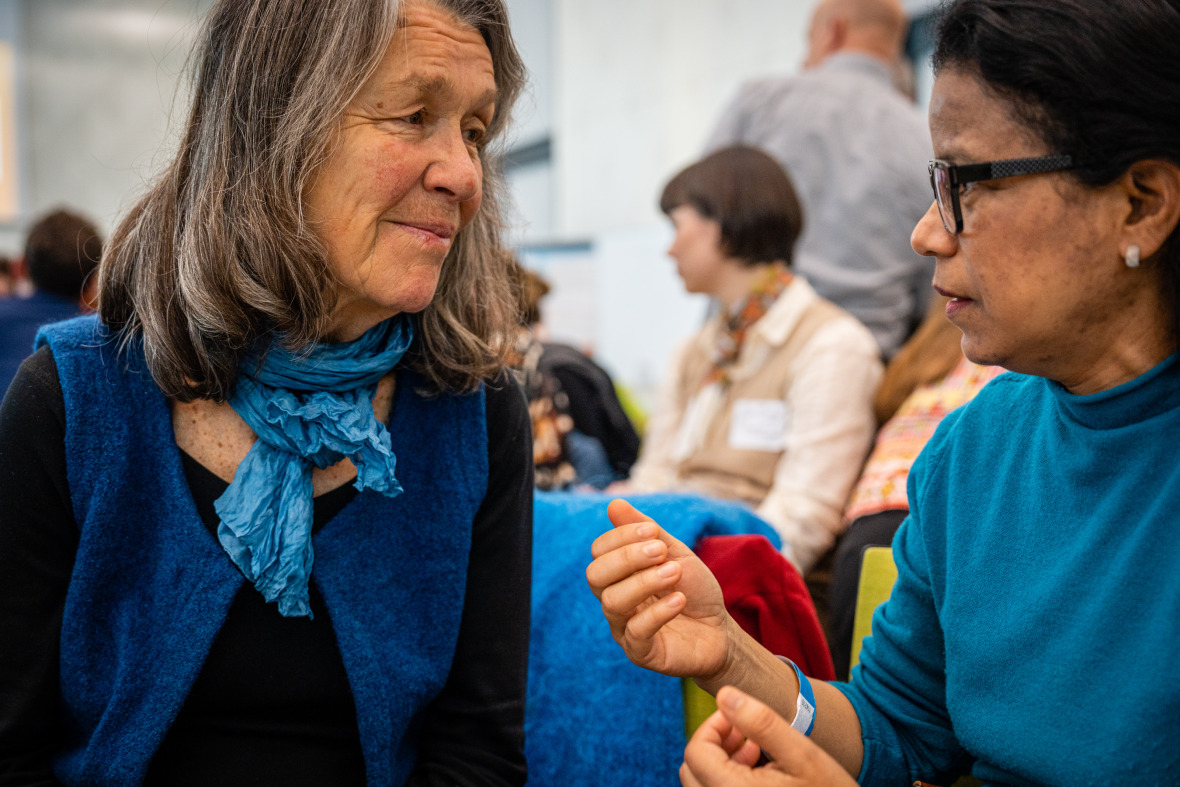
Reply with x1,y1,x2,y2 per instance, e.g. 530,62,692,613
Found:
928,154,1076,234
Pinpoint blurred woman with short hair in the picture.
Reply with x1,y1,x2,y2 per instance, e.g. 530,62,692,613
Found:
622,145,882,573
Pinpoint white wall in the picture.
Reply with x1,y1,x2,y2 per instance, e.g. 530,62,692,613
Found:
7,0,212,254
0,0,24,253
552,0,813,238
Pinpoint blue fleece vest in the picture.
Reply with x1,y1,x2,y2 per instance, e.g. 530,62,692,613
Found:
36,316,488,786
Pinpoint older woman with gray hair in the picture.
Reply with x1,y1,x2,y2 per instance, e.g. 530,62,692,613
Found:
0,0,531,784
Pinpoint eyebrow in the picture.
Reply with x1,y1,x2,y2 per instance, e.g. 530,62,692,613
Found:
932,144,973,164
401,74,498,109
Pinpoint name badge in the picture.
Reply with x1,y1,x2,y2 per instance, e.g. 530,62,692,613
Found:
728,399,788,452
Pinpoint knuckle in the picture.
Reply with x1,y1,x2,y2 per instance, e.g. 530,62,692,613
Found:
599,584,620,613
600,583,633,617
623,613,650,642
626,541,650,563
585,561,604,590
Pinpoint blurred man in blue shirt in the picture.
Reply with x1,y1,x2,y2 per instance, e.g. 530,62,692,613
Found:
0,209,101,395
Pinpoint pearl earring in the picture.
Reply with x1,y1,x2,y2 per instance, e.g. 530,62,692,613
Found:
1125,245,1141,268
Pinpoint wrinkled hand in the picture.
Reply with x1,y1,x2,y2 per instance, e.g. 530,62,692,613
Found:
680,687,857,787
586,499,731,678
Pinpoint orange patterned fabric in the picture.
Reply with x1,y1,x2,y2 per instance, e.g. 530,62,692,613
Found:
844,358,1004,523
702,264,794,388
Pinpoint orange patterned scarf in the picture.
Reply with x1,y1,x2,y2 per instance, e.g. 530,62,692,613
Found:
702,264,794,388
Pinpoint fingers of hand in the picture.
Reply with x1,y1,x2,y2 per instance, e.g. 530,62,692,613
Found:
682,709,763,785
682,711,732,785
606,498,649,528
719,717,747,755
595,502,696,561
587,535,674,600
717,686,824,774
729,738,763,768
624,588,686,642
596,555,682,619
590,517,658,560
679,760,704,787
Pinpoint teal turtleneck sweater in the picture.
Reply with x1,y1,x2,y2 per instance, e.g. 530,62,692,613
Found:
837,358,1180,786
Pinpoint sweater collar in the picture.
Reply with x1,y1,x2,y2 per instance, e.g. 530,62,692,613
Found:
1049,354,1180,430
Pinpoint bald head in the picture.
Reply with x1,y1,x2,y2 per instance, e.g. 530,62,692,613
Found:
804,0,908,68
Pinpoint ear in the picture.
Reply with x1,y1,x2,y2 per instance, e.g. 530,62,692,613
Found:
81,272,100,312
1118,159,1180,262
827,16,850,52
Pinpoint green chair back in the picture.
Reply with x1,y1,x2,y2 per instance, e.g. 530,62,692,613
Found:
850,546,898,670
682,678,717,738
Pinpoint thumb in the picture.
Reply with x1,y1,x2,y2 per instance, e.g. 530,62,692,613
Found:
606,498,696,559
606,498,652,529
715,686,816,769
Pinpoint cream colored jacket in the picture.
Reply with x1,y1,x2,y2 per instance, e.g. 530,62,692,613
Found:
630,277,882,571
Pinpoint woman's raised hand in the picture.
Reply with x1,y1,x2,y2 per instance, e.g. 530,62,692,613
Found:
680,687,857,787
586,499,733,679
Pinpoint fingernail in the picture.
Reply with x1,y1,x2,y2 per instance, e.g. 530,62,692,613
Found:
665,593,684,609
720,689,745,711
658,562,677,577
636,524,653,538
643,542,662,557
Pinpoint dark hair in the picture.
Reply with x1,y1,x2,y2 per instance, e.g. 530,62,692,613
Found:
520,268,550,327
933,0,1180,342
659,146,803,267
24,209,102,300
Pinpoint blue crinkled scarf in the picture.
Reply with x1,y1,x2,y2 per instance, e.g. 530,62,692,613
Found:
214,316,414,617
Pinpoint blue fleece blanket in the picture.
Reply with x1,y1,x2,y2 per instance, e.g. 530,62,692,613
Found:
527,492,781,787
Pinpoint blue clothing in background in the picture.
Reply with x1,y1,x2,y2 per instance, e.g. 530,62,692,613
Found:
0,291,80,396
837,360,1180,785
528,492,780,787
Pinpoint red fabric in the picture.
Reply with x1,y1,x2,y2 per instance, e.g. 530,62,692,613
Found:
696,535,836,681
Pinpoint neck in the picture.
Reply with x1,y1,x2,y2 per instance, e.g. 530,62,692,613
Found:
325,301,399,343
1051,293,1174,395
1056,338,1174,396
714,262,782,314
833,42,894,64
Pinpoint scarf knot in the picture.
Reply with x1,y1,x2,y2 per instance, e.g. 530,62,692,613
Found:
703,264,794,389
214,316,414,617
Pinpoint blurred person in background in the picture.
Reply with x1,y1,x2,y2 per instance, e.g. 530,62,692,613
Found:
0,256,14,298
0,0,532,783
707,0,933,359
0,209,101,394
616,146,881,573
513,266,640,490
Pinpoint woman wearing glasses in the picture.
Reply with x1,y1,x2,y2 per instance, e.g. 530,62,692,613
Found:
587,0,1180,784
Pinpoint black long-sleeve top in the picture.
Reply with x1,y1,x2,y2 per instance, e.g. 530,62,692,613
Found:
0,346,533,786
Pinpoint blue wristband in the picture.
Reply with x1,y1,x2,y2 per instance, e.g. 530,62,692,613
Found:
778,656,816,737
